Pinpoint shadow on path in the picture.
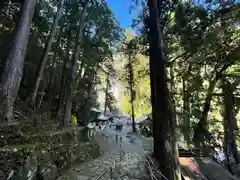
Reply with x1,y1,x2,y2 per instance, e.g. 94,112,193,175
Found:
57,124,152,180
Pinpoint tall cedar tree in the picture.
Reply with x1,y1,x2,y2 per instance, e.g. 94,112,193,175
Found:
30,0,65,108
147,0,176,179
0,0,38,122
62,0,88,127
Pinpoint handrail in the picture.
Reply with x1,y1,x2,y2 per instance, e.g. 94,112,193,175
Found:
145,159,158,180
95,168,109,180
96,159,116,180
145,155,169,180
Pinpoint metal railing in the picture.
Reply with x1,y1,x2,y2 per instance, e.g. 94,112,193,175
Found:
95,167,113,180
96,158,116,180
145,155,169,180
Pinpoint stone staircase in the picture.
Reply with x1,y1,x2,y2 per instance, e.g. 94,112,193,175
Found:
57,131,153,180
57,151,149,180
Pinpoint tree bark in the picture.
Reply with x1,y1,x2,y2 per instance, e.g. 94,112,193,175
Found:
81,65,98,125
82,81,93,125
104,72,109,116
222,79,239,165
181,64,192,142
58,29,72,117
193,76,217,148
47,35,61,107
220,1,239,165
193,66,229,147
62,1,88,128
0,0,38,122
30,0,65,108
128,55,136,133
169,67,181,180
37,79,45,108
74,58,85,88
148,0,176,179
182,76,191,142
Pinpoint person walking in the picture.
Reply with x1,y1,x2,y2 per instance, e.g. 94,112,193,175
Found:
120,136,123,148
115,134,118,145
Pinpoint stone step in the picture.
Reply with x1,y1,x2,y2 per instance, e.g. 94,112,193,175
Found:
57,151,149,180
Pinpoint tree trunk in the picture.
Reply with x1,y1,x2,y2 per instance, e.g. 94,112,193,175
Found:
193,69,225,147
201,79,217,124
0,0,38,122
148,0,175,179
37,79,45,108
194,54,233,147
222,79,239,165
74,58,85,88
220,0,239,166
169,67,181,180
104,72,109,116
81,65,98,125
62,1,88,128
193,78,216,148
47,35,61,106
58,29,72,117
128,55,136,133
170,67,177,125
30,0,65,108
182,76,191,142
82,82,93,125
182,64,192,143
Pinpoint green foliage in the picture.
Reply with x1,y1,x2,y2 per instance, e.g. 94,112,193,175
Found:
0,0,122,123
120,95,131,114
118,30,151,119
131,0,240,155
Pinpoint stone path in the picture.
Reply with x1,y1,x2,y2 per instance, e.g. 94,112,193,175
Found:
57,123,152,180
57,151,148,180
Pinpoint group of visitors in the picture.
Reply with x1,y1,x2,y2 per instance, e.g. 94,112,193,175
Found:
116,123,123,131
115,134,123,148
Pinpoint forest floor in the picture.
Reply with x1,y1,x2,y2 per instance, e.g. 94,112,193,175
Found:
57,120,152,180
